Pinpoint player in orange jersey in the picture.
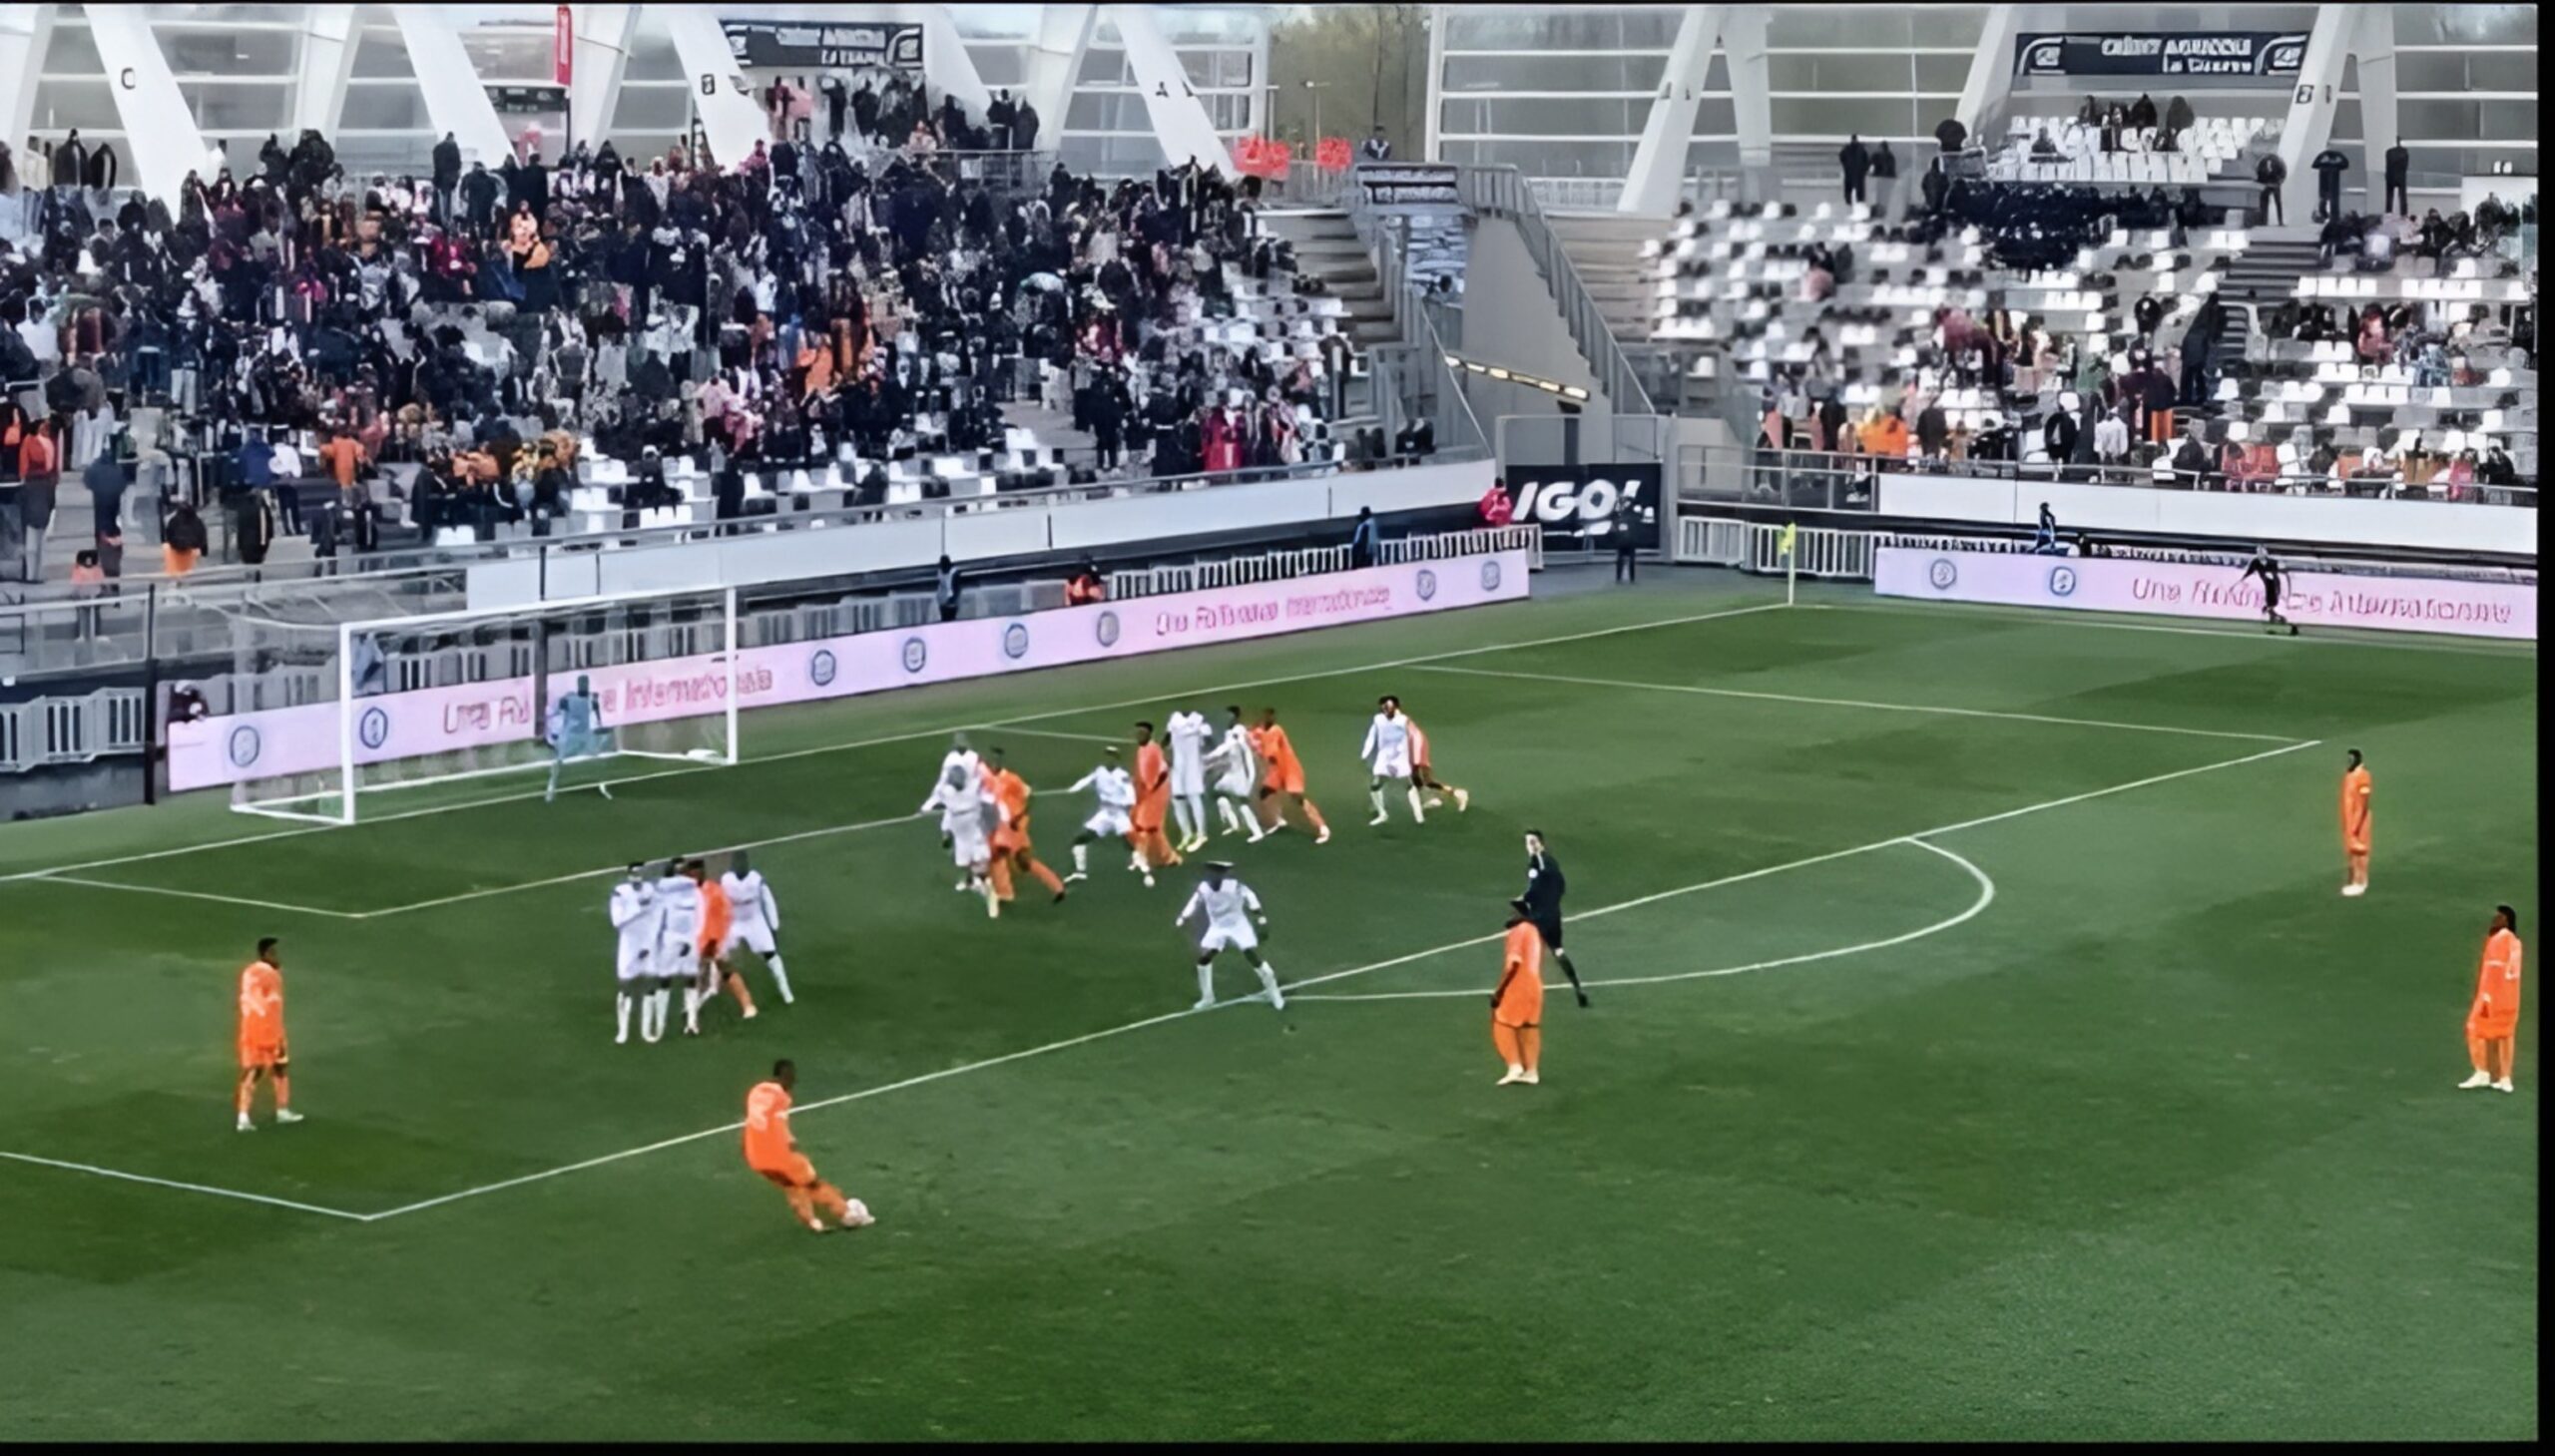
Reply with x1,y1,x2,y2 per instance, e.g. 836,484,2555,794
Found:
1490,899,1546,1086
235,936,304,1132
981,747,1069,912
1131,723,1183,872
1250,707,1330,843
2337,748,2372,897
2458,904,2524,1093
743,1060,873,1233
1400,702,1470,813
690,859,757,1020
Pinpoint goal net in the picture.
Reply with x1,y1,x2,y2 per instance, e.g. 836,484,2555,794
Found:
212,586,740,824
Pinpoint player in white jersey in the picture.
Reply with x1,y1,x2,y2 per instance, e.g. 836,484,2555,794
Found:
922,734,987,891
719,849,794,1006
919,760,1000,917
1176,862,1285,1011
651,859,709,1037
1360,695,1424,825
1165,709,1214,853
1064,746,1141,883
610,864,661,1044
1203,706,1266,841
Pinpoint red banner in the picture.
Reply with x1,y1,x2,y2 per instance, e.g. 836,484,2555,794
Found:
553,5,574,86
1314,137,1352,172
1232,136,1293,180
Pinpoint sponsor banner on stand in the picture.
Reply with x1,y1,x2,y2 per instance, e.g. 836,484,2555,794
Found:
722,19,923,71
1502,465,1661,548
1873,548,2537,641
2013,31,2307,78
171,551,1533,791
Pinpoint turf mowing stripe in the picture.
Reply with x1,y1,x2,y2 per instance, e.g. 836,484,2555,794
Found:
355,737,2311,1223
1291,838,1998,1001
1409,663,2308,743
36,876,370,919
0,600,1794,887
0,1151,371,1220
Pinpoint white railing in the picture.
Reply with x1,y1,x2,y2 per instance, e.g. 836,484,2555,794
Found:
1108,524,1540,601
1676,517,1875,582
0,690,149,772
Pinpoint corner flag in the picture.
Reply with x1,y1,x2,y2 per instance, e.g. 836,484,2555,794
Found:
1779,522,1796,557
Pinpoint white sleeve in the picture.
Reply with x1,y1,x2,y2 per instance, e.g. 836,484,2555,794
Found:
1240,884,1264,916
1176,886,1205,924
1359,720,1377,759
760,883,779,929
1068,769,1100,794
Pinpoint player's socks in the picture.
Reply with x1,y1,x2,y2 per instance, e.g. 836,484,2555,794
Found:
237,1111,255,1132
1367,786,1387,823
616,993,634,1043
1170,797,1195,845
2492,1078,2514,1093
766,957,793,1004
643,989,666,1041
988,858,1016,902
1406,786,1426,822
1195,961,1218,1010
1252,959,1284,1010
1071,842,1089,875
812,1183,851,1222
1028,857,1067,897
1454,786,1469,811
1301,801,1330,843
682,986,703,1035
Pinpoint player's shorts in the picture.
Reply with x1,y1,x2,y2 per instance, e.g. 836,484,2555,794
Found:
753,1155,818,1190
950,824,990,866
1262,765,1305,796
616,945,655,984
655,939,695,980
239,1040,285,1072
553,729,612,760
2262,581,2283,610
1532,914,1565,951
2469,1009,2517,1040
1493,986,1544,1028
1368,747,1412,779
1200,921,1261,955
1085,807,1132,837
724,920,778,957
1172,761,1206,796
1216,767,1256,798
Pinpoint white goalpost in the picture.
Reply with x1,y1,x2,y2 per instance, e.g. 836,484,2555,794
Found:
216,586,742,825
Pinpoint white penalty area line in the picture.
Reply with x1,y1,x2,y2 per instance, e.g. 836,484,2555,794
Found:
1291,838,1996,1002
0,600,1793,892
0,1150,371,1221
347,733,2313,1224
1827,599,2541,659
35,876,369,919
1410,664,2305,744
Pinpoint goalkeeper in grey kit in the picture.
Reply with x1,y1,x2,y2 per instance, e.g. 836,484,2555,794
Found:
546,674,615,801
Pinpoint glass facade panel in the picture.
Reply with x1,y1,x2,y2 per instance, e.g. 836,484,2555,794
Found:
2392,4,2536,46
1444,53,1664,93
158,26,298,76
340,85,433,133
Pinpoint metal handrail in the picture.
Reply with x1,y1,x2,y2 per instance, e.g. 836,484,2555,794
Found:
1453,166,1660,419
1337,171,1488,456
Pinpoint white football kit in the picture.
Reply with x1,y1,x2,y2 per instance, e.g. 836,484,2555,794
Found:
1179,876,1265,953
1073,763,1136,837
719,868,780,956
1168,712,1212,795
1208,724,1259,797
653,873,704,976
1362,712,1413,778
922,758,992,866
610,879,656,985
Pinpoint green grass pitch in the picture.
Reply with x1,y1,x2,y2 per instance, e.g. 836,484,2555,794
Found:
0,572,2534,1441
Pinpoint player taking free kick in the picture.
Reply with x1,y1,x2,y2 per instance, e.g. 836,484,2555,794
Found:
2338,748,2372,897
744,1060,873,1234
236,936,304,1131
2458,905,2524,1093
